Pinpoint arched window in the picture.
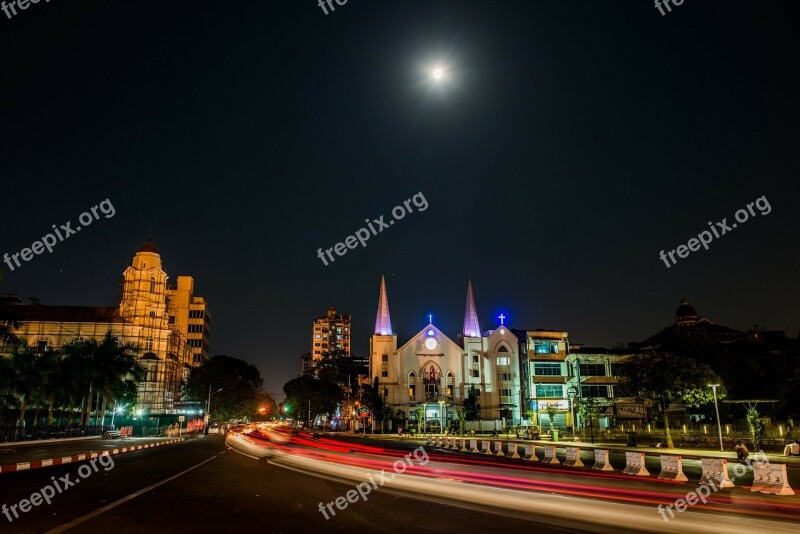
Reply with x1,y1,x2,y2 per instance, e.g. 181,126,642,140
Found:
498,345,508,353
149,277,156,293
446,371,454,399
423,365,440,401
408,372,416,401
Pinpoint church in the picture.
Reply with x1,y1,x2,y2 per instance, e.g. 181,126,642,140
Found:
369,276,522,429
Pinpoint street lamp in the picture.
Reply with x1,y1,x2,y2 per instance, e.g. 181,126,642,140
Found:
709,384,724,452
438,400,445,435
567,386,579,442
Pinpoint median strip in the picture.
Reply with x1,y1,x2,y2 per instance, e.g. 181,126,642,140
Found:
0,439,185,474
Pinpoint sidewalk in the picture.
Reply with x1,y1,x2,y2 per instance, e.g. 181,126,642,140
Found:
346,433,800,467
0,436,190,474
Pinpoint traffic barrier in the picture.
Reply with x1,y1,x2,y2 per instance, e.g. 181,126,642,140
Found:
699,458,734,488
120,426,133,438
481,441,492,455
459,438,468,452
658,455,688,482
469,439,478,453
623,452,650,476
592,449,614,471
542,445,559,465
494,441,504,457
426,436,432,447
443,437,451,449
507,442,521,459
564,446,584,468
523,443,539,462
751,463,795,496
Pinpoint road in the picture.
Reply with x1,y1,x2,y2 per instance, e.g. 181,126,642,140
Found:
0,434,574,534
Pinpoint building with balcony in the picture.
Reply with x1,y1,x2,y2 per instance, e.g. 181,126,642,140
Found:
312,307,351,361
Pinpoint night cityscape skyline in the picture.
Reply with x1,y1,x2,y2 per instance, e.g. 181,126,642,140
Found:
1,2,799,531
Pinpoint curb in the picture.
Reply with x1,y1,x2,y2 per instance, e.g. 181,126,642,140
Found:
0,438,186,474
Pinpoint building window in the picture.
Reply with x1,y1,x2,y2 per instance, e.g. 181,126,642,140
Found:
535,385,563,398
145,337,153,350
500,388,512,398
409,372,415,385
498,372,512,381
472,354,479,363
381,371,388,377
189,310,204,319
534,363,562,376
35,339,49,352
534,341,559,354
314,334,321,339
150,277,156,293
168,316,175,324
471,369,480,378
188,325,203,333
496,356,510,366
581,385,609,398
579,364,606,377
409,385,415,401
382,354,388,362
610,363,624,377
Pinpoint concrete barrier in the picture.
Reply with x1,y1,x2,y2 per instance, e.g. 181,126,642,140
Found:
658,455,688,482
699,458,734,489
507,442,521,459
481,440,491,455
523,443,539,462
623,452,650,476
564,446,584,468
459,438,468,452
592,449,614,471
469,439,478,453
751,462,795,496
443,437,452,449
542,445,559,465
426,436,432,447
494,441,505,457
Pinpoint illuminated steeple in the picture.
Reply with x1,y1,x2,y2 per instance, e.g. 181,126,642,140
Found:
463,278,481,337
374,275,393,336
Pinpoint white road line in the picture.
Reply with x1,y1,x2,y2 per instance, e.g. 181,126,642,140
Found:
45,450,227,534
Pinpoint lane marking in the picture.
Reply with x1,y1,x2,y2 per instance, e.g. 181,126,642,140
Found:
45,450,227,534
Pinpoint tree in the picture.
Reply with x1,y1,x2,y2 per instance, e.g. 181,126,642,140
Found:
463,385,480,421
746,405,765,450
186,355,264,422
578,397,602,443
618,352,724,448
457,406,467,437
545,403,558,431
283,375,340,426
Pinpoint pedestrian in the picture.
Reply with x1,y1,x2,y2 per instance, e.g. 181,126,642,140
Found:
735,440,750,462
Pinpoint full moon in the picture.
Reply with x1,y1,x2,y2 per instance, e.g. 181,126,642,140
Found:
433,67,443,80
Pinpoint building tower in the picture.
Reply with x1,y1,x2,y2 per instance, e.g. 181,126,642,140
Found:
311,307,351,361
370,275,397,384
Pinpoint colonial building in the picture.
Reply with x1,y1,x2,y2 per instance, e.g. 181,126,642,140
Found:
2,237,210,415
369,276,522,427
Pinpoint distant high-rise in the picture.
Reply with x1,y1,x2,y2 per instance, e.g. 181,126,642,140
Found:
312,307,351,360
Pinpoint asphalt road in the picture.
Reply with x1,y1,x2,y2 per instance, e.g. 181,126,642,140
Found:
0,435,578,534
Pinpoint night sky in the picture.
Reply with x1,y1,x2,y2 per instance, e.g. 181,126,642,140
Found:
2,1,799,400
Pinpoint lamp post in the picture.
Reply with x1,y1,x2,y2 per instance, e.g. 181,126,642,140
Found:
709,384,724,452
438,400,445,435
567,386,578,442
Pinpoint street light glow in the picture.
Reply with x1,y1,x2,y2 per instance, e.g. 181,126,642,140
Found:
432,67,443,80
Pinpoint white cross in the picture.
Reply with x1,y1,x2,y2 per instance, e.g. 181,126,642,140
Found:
498,313,506,325
428,314,433,324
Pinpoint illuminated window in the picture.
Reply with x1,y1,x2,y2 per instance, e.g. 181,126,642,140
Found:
534,341,559,354
150,277,156,293
536,385,563,398
496,356,510,366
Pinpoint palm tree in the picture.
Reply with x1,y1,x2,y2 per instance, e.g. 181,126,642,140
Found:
92,332,143,427
5,342,38,439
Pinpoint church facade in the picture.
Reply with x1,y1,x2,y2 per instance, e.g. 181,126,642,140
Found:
369,276,522,428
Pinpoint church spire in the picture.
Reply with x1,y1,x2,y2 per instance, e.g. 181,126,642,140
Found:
463,278,481,337
374,275,393,336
